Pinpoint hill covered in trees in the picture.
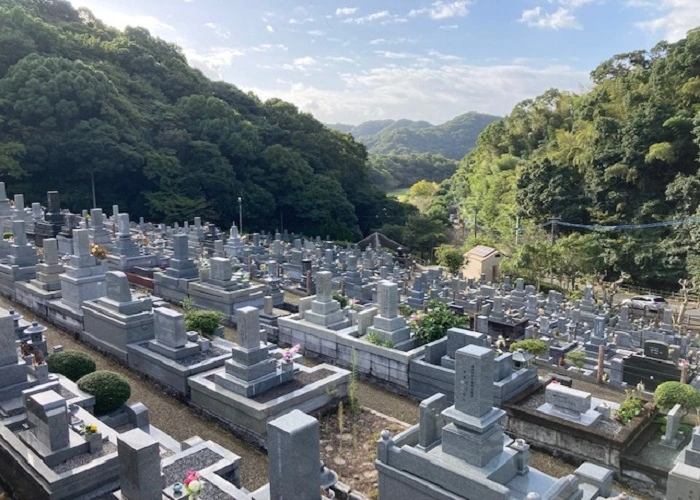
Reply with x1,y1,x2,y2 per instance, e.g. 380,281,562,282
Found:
330,112,501,160
436,28,700,288
0,0,414,241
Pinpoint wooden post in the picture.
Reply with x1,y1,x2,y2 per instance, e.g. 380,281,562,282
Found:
597,344,605,383
681,362,689,384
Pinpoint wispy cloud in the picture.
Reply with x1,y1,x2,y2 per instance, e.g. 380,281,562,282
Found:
629,0,700,42
519,7,581,30
184,46,244,79
428,50,461,61
68,0,174,35
369,37,417,45
439,24,459,30
204,22,230,39
266,24,275,33
374,50,418,59
289,17,314,24
335,7,358,16
409,1,472,20
282,56,317,72
250,44,288,52
246,62,587,125
342,10,391,24
307,30,326,37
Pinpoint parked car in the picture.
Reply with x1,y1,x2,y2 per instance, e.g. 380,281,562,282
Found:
621,295,668,313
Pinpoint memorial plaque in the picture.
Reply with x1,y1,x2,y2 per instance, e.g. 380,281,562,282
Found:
644,340,669,360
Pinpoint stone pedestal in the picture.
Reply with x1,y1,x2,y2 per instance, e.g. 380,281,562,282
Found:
82,271,154,360
304,271,350,330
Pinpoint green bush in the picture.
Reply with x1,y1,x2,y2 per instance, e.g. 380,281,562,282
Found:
46,350,96,382
185,310,222,338
77,371,131,415
615,397,644,425
566,351,586,370
654,381,700,411
332,291,348,308
509,339,548,357
410,300,466,345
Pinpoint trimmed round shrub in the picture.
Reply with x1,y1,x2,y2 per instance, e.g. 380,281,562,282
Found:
654,381,700,411
77,371,131,415
185,309,222,338
46,350,96,382
509,339,548,357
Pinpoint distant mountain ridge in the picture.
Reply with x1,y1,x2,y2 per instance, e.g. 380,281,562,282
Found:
329,112,501,160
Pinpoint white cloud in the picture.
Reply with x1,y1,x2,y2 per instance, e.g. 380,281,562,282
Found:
374,51,418,59
369,37,416,45
246,62,588,124
68,0,174,35
326,56,357,65
428,50,461,61
307,30,326,36
335,7,358,16
184,46,244,80
282,56,317,72
519,7,581,30
289,17,314,24
439,24,459,30
266,24,275,32
409,1,472,20
343,10,390,24
249,44,288,52
204,22,230,39
630,0,700,42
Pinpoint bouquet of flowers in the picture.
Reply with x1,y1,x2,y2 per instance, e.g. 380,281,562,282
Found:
281,343,301,364
81,423,98,436
184,470,204,499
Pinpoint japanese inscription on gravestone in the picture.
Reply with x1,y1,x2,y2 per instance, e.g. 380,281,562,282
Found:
644,340,669,360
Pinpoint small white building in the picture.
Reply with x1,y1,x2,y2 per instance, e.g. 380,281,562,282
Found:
462,245,503,282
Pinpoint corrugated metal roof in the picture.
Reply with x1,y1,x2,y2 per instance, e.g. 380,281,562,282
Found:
468,245,497,258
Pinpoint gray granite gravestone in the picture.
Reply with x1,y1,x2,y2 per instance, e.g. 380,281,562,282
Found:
267,410,321,500
117,428,164,500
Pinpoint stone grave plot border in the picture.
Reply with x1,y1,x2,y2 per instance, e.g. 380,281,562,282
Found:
0,401,119,500
188,361,349,448
278,314,425,391
502,378,657,471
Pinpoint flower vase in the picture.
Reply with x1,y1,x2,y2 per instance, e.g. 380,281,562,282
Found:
87,432,103,454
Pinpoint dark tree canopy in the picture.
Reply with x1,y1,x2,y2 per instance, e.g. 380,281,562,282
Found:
0,0,405,240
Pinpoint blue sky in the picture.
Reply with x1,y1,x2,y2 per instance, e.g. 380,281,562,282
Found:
68,0,700,125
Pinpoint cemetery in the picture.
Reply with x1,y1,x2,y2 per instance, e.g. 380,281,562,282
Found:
0,184,698,498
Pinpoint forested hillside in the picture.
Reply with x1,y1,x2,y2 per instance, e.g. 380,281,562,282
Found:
0,0,413,241
368,154,458,192
441,29,700,288
330,112,500,160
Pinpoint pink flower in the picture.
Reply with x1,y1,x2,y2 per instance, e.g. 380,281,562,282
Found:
184,470,199,486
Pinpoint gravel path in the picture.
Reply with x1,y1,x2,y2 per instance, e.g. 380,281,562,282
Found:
0,297,269,491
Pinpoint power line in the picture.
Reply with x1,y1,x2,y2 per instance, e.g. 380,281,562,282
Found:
539,216,700,232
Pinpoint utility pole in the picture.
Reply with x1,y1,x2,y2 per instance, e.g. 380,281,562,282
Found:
515,215,520,246
550,215,561,245
473,208,478,239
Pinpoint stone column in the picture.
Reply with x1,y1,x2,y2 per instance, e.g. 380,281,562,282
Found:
267,410,321,500
117,428,164,500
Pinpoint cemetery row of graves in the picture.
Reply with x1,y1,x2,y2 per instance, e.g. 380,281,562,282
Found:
0,184,697,499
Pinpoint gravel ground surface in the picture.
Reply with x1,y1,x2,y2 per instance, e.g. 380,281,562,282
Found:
0,297,270,491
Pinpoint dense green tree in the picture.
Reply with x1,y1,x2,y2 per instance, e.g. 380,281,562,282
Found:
443,28,700,288
0,0,414,241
